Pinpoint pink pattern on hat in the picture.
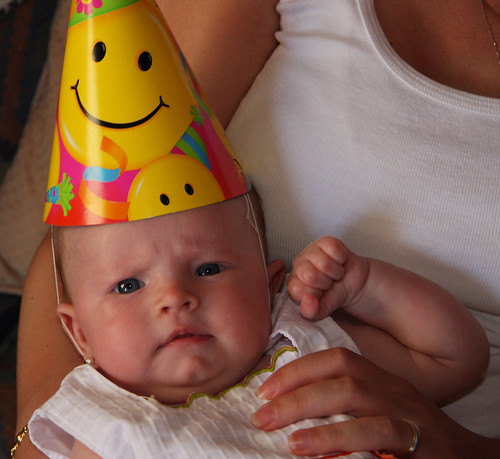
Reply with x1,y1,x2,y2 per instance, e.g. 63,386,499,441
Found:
76,0,103,16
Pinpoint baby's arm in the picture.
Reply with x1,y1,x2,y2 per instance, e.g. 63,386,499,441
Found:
287,236,489,404
71,441,101,459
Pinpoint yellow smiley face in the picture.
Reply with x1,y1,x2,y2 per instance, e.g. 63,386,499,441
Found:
127,155,225,220
58,0,193,170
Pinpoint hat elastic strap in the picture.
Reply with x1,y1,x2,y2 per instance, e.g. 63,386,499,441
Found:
50,226,85,358
244,193,271,310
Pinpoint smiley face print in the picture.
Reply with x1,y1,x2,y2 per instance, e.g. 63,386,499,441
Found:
58,0,194,171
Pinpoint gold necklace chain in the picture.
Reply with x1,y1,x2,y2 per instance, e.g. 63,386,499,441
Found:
480,0,500,65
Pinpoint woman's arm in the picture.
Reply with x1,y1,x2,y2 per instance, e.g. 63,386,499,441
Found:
252,348,500,459
16,232,82,457
157,0,280,127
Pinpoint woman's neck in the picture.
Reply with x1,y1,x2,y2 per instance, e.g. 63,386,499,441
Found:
374,0,500,98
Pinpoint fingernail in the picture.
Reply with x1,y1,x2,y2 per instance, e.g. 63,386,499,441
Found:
251,403,276,429
256,378,278,399
288,431,312,453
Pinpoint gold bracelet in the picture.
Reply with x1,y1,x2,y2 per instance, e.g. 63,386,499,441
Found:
10,425,29,458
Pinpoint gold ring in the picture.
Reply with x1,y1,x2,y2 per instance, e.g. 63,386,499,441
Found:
402,419,420,457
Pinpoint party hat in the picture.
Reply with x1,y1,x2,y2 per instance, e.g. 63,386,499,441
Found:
44,0,250,226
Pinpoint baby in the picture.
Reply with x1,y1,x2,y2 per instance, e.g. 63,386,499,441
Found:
28,189,488,458
26,2,488,455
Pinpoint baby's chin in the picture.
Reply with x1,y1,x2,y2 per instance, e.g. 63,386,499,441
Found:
160,376,250,405
119,372,246,406
103,349,271,405
150,354,273,405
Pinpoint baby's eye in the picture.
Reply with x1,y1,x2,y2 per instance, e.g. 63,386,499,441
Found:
114,278,144,294
196,264,224,277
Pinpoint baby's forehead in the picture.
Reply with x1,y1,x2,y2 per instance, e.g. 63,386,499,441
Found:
56,193,263,271
59,194,253,249
54,225,90,267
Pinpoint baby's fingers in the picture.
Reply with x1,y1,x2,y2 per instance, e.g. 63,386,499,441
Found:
298,293,326,320
287,262,333,301
292,237,347,287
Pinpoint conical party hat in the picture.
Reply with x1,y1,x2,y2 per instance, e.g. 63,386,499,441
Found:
44,0,250,226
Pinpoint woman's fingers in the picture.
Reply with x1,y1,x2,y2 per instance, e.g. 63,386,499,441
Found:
257,348,413,401
253,379,349,430
287,417,436,458
253,377,442,458
288,417,406,457
252,348,465,458
253,373,402,431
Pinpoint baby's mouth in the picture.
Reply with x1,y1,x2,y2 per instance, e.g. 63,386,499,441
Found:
158,330,212,350
171,333,196,342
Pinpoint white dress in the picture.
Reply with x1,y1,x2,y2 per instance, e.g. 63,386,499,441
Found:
227,0,500,436
29,292,375,459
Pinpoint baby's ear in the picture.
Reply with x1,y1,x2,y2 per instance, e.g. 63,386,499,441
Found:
57,303,91,359
267,259,286,298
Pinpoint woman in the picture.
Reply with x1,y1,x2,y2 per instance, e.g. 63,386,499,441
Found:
15,0,500,457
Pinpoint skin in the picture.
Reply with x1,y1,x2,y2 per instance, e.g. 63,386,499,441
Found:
157,0,280,127
16,0,500,456
252,348,500,458
58,196,285,405
285,236,488,405
374,0,500,99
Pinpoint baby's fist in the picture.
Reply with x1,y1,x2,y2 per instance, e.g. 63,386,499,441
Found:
288,236,349,319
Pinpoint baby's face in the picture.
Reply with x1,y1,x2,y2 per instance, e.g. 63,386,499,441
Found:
60,196,282,404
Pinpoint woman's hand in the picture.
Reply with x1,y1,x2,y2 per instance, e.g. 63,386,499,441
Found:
251,348,497,458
